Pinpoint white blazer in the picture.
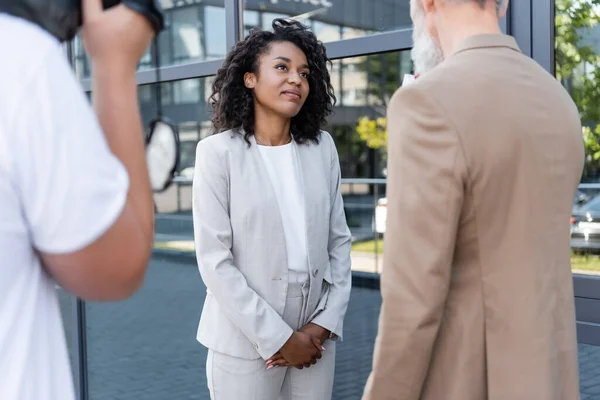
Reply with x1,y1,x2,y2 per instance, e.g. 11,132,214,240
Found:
192,130,352,360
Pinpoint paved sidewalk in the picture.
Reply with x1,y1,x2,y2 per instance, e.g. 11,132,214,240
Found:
154,234,383,274
59,257,380,400
58,256,600,399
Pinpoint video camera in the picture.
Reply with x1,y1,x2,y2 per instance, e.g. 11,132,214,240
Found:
0,0,180,194
0,0,164,41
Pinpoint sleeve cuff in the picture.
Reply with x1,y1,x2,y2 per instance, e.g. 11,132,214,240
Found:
312,311,343,341
257,325,294,360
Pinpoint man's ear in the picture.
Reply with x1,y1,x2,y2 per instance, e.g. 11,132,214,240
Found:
421,0,434,13
498,0,509,19
244,72,256,89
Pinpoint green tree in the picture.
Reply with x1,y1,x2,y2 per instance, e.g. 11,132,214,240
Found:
353,2,600,179
556,0,600,178
353,52,411,175
356,116,387,151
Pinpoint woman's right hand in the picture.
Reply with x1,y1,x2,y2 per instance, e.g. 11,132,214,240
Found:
278,331,323,368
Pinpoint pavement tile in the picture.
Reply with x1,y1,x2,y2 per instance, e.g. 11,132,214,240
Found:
57,257,600,400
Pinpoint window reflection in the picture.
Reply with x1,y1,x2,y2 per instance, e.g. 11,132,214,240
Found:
138,78,212,182
73,1,226,77
73,0,409,78
171,7,203,62
205,6,227,59
243,0,411,42
327,51,412,179
556,0,600,274
556,0,600,181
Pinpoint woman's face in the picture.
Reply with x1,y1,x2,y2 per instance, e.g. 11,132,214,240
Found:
244,41,310,120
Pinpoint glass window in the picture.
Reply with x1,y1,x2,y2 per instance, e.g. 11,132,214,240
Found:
243,0,411,42
262,12,289,30
138,85,153,104
327,50,412,176
136,77,211,175
312,20,341,42
87,78,215,398
205,6,227,59
72,35,86,79
578,195,600,213
171,7,203,62
555,0,600,276
73,1,226,77
324,51,412,253
244,10,260,36
57,291,79,395
173,79,201,104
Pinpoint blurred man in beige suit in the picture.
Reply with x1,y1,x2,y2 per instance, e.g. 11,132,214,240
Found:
362,1,584,399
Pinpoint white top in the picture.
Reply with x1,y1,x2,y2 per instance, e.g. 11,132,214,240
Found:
0,14,129,400
258,142,310,284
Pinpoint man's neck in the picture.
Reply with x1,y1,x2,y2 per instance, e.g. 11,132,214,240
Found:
437,4,502,58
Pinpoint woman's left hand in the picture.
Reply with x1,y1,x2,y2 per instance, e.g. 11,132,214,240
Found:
266,323,330,369
299,322,330,344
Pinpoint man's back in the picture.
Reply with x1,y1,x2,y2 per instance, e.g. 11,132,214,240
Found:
0,15,75,400
420,34,582,399
0,13,130,399
366,34,583,400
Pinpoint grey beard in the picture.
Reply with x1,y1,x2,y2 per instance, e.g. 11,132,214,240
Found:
411,26,443,75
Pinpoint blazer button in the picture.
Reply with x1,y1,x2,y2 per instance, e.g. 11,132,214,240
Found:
313,269,319,277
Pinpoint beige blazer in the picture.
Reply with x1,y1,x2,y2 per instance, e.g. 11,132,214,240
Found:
192,130,352,361
363,35,584,400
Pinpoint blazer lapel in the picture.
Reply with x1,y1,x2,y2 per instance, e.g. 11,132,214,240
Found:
293,139,319,274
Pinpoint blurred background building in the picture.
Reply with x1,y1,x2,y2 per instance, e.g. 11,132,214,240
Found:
59,1,600,399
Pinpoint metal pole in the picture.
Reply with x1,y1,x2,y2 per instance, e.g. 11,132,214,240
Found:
531,0,555,75
65,39,90,400
177,182,182,212
225,0,244,51
373,183,379,274
510,0,532,57
75,299,89,400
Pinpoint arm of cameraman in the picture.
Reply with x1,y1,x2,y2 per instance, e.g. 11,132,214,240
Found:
34,3,155,301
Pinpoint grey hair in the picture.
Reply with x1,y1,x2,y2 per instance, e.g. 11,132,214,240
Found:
411,0,508,17
453,0,508,13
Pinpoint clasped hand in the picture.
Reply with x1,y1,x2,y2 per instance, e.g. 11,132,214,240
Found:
266,323,330,370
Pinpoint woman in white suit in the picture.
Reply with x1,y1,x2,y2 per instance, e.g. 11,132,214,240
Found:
192,18,352,400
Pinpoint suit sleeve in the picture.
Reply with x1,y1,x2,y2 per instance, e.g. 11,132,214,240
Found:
192,140,294,360
363,85,467,400
312,133,353,339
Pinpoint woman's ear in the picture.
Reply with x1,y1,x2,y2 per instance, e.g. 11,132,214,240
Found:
244,72,257,89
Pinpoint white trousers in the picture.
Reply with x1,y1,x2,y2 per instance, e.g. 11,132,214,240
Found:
205,282,336,400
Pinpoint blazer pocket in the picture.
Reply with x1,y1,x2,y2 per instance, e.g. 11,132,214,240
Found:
324,262,333,284
307,266,332,323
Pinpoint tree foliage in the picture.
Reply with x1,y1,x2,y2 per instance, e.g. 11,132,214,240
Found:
354,1,600,179
556,0,600,178
356,117,387,150
353,52,407,172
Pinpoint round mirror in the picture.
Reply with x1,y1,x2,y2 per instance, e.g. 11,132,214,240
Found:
146,118,180,193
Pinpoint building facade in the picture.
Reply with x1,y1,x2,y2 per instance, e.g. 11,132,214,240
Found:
60,1,600,399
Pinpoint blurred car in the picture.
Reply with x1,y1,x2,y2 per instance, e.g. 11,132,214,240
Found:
374,197,387,235
573,190,590,213
374,190,592,239
571,194,600,253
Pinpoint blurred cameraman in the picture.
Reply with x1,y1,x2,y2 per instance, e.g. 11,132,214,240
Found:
0,0,155,398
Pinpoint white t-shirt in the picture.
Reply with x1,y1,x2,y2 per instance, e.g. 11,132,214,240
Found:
258,142,310,284
0,15,129,400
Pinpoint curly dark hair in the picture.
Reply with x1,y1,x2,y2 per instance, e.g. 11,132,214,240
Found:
209,18,336,145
